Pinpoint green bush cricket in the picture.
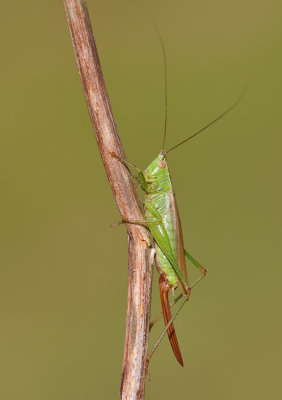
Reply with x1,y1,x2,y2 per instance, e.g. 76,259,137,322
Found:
112,33,244,366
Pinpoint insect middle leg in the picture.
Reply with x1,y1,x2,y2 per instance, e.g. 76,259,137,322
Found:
111,217,162,228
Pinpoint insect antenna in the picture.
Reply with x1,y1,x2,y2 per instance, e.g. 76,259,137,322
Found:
153,23,168,153
165,87,246,155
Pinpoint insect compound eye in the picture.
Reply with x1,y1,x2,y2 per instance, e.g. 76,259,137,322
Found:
158,160,166,168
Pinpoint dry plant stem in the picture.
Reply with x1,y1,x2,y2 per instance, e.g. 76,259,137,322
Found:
63,1,153,399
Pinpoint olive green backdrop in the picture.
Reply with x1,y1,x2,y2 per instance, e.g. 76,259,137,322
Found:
1,0,281,399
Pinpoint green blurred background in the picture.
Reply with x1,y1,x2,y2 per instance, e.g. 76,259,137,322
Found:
1,0,282,398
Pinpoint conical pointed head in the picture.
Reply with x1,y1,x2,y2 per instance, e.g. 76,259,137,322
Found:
143,153,171,192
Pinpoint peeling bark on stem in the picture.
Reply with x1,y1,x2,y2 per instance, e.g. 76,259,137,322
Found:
63,1,153,399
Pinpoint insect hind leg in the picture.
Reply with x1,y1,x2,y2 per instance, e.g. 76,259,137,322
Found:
147,294,189,366
184,249,207,288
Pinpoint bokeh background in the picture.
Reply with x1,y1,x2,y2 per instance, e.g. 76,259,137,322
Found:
1,0,282,399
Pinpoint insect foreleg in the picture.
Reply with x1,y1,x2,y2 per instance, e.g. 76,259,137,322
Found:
110,152,141,172
111,152,157,193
